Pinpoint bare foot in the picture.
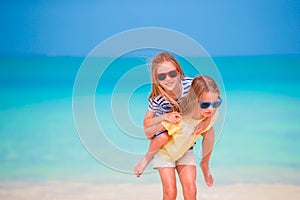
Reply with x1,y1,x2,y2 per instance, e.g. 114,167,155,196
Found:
200,161,214,187
134,153,154,178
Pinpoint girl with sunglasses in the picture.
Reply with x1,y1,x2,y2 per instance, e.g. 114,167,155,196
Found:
134,52,218,199
159,75,222,188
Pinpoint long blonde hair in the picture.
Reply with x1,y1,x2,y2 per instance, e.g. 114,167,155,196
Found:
149,51,185,111
180,76,220,117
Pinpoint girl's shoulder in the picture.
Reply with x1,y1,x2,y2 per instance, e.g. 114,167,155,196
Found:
181,76,194,96
182,76,193,81
149,95,165,104
181,76,193,83
181,76,194,87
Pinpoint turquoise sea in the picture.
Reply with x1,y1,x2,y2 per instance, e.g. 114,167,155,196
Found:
0,54,300,185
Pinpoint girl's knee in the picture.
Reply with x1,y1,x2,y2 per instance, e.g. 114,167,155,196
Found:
157,132,169,144
163,186,177,199
183,183,197,198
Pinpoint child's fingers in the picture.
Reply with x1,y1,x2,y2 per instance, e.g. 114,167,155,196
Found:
165,112,182,123
171,113,181,123
192,124,203,135
173,112,182,119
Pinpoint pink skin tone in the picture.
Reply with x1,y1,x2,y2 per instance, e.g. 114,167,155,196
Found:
197,92,219,118
156,61,182,99
135,61,197,199
193,91,219,187
134,61,219,199
134,61,181,177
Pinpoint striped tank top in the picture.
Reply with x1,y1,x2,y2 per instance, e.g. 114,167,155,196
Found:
148,77,193,116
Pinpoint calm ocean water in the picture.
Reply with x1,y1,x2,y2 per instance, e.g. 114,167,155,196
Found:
0,55,299,184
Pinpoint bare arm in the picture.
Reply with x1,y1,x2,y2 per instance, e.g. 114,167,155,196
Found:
143,110,165,139
193,109,219,135
143,110,182,139
192,115,212,135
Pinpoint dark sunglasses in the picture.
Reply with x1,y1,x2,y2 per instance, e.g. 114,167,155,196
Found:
157,70,178,81
199,96,222,109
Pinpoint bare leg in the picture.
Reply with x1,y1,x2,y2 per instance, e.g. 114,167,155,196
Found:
158,167,177,200
200,128,215,187
177,165,197,200
134,152,155,178
134,133,169,177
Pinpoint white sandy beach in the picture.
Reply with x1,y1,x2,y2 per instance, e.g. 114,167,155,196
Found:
1,181,300,200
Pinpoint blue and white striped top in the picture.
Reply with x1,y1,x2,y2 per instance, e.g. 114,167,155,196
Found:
148,77,194,116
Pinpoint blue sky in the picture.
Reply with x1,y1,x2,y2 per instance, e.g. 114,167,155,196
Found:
0,0,299,56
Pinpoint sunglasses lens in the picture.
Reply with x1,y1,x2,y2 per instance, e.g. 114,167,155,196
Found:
199,97,222,110
200,102,210,109
169,70,178,78
157,73,166,81
213,101,221,108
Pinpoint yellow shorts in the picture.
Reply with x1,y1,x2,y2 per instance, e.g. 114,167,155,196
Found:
152,150,196,169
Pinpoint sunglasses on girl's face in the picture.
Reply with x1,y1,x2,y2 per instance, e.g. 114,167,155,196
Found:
199,97,222,109
157,70,178,81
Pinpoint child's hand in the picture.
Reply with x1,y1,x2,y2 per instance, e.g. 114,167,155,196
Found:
192,116,212,135
164,112,182,124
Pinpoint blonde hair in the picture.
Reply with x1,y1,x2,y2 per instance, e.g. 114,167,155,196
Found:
149,51,185,111
180,76,220,117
